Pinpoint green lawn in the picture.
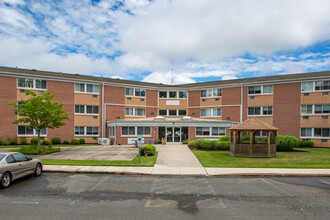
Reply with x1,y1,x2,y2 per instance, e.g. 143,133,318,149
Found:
41,152,158,167
192,148,330,168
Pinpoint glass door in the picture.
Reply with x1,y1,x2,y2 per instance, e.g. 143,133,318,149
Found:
174,127,181,143
166,127,173,143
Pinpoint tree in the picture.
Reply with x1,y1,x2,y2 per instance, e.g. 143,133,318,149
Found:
9,90,69,149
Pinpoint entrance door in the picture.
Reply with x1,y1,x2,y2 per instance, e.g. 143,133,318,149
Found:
174,127,181,142
166,127,173,143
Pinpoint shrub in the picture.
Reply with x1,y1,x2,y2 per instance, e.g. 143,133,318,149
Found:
11,145,60,155
140,144,156,156
195,139,208,149
71,139,80,145
0,138,5,145
20,138,28,145
7,137,18,145
51,137,61,145
304,140,314,148
276,135,300,151
79,138,85,144
63,139,69,144
216,141,230,150
42,140,51,145
30,138,38,145
188,141,196,147
240,135,250,144
219,136,230,142
209,140,218,149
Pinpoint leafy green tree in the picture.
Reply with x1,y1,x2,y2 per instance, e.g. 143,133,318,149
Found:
9,90,69,149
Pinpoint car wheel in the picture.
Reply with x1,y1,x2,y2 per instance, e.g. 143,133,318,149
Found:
1,172,11,188
34,163,42,176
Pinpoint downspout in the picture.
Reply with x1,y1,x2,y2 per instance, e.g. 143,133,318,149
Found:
102,82,105,138
240,84,243,122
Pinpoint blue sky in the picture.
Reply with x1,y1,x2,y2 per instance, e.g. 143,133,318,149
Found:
0,0,330,84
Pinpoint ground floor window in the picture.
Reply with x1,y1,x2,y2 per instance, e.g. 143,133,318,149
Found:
196,127,225,136
122,126,151,136
75,126,99,136
17,126,47,135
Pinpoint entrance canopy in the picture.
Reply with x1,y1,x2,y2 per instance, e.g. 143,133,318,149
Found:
107,116,236,128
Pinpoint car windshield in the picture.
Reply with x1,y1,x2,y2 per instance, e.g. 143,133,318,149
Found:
0,154,5,161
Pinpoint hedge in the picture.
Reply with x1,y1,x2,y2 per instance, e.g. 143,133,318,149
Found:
51,137,61,144
140,144,156,156
276,135,300,151
194,139,230,150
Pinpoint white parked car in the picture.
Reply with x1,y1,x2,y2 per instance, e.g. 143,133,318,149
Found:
0,152,42,188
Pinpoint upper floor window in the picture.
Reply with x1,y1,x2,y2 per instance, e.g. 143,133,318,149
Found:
159,109,187,116
201,89,221,98
248,85,273,95
315,80,330,91
248,106,273,116
125,108,146,116
17,78,47,89
301,82,314,92
75,83,99,93
301,105,313,114
301,104,330,114
301,80,330,92
125,88,146,97
200,108,221,117
74,126,99,135
74,105,99,114
159,91,187,99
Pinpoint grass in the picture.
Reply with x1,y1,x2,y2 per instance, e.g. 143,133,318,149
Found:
10,145,60,155
41,152,158,167
192,148,330,168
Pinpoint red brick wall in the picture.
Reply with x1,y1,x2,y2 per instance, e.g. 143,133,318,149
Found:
106,105,125,121
242,86,248,121
222,106,241,123
188,127,196,141
146,107,158,117
222,87,241,105
104,86,125,104
146,90,157,107
273,83,301,137
188,90,200,107
0,76,17,139
47,81,75,140
188,108,200,117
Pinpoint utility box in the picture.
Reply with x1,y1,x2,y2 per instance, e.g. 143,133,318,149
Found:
98,138,110,145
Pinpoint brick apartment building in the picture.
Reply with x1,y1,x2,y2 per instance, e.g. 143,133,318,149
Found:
0,66,329,147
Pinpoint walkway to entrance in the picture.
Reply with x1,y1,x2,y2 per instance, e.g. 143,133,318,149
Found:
152,144,207,175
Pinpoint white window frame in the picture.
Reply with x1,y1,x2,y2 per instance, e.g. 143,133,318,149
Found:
196,127,226,137
74,83,99,94
301,81,314,92
248,85,273,95
74,105,99,115
121,126,151,136
300,104,330,115
17,125,47,136
301,105,314,115
248,106,273,116
159,91,187,99
158,109,187,116
125,108,146,117
200,108,221,117
74,126,99,136
17,78,47,90
200,89,222,98
300,127,330,138
125,88,146,97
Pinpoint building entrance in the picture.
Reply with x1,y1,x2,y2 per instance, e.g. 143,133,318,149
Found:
159,127,188,144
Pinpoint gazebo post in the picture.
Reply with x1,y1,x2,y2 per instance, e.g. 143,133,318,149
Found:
249,130,255,157
267,131,271,157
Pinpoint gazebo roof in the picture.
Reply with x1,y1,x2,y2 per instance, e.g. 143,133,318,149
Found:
229,117,278,131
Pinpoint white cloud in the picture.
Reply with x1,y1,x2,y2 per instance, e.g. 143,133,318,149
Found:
142,70,196,85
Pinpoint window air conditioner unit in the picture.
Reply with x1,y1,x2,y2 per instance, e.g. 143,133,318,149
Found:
98,138,110,145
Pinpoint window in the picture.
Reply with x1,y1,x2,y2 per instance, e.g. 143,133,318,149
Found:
159,91,167,98
122,126,150,136
255,131,268,137
301,128,312,137
75,105,99,114
75,126,99,135
248,106,272,115
169,91,177,98
159,109,167,116
212,127,225,136
109,127,115,137
315,80,330,91
201,89,221,98
17,78,46,89
12,153,29,162
17,126,47,135
302,82,314,92
6,155,15,163
201,108,221,117
248,85,272,94
196,127,225,136
168,109,177,116
125,88,146,97
301,105,313,114
75,83,99,93
179,91,187,98
125,108,146,116
178,110,187,116
314,128,330,137
137,127,151,135
75,105,85,114
314,104,330,114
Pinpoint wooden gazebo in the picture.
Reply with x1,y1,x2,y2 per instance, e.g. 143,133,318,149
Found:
229,118,278,158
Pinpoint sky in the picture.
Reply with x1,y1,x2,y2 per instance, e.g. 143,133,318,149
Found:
0,0,330,85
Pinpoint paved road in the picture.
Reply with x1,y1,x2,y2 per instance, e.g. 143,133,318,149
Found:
0,173,329,219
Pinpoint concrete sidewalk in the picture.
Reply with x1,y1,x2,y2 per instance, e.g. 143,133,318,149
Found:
42,144,330,177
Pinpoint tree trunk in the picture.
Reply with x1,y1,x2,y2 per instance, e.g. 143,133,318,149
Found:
37,130,41,150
